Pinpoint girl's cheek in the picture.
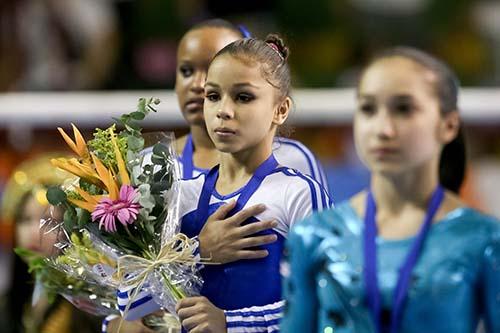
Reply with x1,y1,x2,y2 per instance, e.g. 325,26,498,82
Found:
16,224,35,249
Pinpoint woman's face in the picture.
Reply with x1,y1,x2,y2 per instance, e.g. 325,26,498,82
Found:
15,194,57,256
354,56,458,176
175,27,241,127
203,54,289,154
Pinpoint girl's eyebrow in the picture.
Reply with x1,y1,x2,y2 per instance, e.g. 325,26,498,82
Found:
205,82,219,88
390,94,413,101
205,82,260,89
233,82,260,89
357,94,375,100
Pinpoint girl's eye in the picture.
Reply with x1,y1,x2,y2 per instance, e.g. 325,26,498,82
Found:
205,92,220,102
358,103,376,115
392,102,414,115
179,65,193,78
236,93,254,103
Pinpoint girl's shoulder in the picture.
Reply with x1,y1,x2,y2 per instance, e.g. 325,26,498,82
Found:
264,167,332,208
273,137,327,186
267,167,327,192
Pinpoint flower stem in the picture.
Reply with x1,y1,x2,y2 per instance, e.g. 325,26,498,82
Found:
143,250,186,301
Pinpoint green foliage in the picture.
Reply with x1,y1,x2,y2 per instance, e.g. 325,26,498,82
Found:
115,97,160,145
79,179,102,195
46,186,67,206
87,125,127,170
63,206,78,232
14,248,87,303
55,232,116,268
52,97,175,256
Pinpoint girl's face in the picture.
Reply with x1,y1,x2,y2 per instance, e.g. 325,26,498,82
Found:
175,27,241,127
354,57,459,176
15,194,57,256
204,54,289,154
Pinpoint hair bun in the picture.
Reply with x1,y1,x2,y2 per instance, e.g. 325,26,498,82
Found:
265,34,289,61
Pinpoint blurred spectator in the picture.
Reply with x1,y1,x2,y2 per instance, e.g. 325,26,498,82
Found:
0,0,119,91
0,154,101,333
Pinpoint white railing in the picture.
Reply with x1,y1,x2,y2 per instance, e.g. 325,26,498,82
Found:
1,88,499,127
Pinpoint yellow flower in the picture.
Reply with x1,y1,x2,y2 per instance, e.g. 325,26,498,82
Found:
50,157,103,188
67,187,105,212
92,154,120,201
57,124,91,163
110,127,130,185
55,123,132,209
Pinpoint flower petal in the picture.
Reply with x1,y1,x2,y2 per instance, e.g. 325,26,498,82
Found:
111,130,130,185
117,208,131,225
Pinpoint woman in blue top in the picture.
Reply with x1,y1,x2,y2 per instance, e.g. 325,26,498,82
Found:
175,34,331,333
281,47,500,333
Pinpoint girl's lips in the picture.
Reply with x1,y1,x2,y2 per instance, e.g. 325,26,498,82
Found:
185,98,204,112
214,128,236,138
370,147,400,158
371,147,399,153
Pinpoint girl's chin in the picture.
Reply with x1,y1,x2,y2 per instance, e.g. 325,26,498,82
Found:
213,141,242,154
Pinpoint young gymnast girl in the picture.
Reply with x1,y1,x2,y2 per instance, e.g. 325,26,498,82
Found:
281,47,500,333
174,34,332,333
173,19,328,188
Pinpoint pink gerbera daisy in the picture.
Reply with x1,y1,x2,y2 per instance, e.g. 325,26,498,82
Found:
91,185,141,233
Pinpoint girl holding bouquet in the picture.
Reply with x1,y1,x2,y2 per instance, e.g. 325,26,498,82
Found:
175,34,332,332
172,19,328,188
281,48,500,333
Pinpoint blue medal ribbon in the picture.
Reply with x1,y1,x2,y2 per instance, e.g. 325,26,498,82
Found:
196,154,279,221
180,134,195,179
363,185,445,333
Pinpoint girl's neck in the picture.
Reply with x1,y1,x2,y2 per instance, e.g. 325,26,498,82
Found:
371,160,440,215
216,139,273,195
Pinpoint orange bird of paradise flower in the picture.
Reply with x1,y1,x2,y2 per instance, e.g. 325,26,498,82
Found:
52,124,132,213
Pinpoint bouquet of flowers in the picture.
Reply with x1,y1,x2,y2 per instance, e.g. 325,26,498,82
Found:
14,238,119,317
28,98,202,326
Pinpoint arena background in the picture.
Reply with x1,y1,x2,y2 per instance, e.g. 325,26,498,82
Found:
1,0,500,293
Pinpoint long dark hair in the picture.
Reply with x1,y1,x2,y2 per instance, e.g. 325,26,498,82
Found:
362,47,466,193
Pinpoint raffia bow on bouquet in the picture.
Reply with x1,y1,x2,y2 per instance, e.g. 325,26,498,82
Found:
116,234,203,319
36,98,204,327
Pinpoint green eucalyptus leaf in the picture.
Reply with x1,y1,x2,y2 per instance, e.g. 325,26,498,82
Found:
46,187,67,205
77,209,91,227
127,135,144,151
63,207,77,231
151,182,169,193
130,112,146,120
152,143,169,156
125,122,140,132
151,156,166,166
137,98,147,113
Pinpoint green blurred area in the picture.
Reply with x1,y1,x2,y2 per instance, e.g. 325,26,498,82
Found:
109,0,497,89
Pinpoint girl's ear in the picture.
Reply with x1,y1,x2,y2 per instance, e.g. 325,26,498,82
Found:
440,110,460,144
273,96,291,126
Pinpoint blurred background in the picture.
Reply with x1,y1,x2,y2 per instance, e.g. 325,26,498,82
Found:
1,0,500,296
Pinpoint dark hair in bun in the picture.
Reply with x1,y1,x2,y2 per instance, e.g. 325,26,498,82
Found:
211,33,291,98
